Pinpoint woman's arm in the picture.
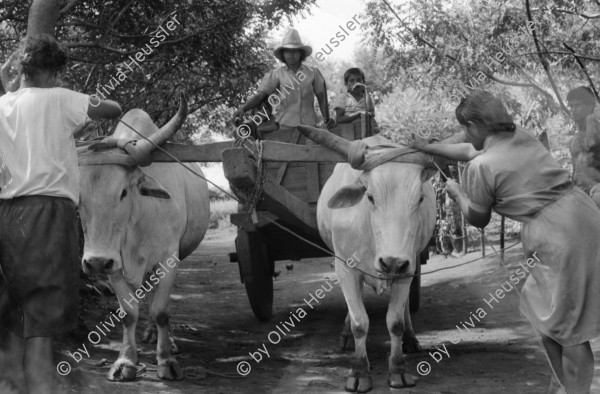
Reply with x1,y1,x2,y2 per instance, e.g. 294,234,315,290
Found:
411,138,481,162
445,180,491,228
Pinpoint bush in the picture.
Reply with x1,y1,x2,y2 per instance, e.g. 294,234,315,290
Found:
209,187,231,201
209,198,238,229
375,86,461,143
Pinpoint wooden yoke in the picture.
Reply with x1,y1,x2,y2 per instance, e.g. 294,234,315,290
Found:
77,141,234,166
77,140,349,166
296,124,447,171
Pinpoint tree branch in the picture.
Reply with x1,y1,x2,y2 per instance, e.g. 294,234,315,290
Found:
553,8,600,19
524,0,570,116
484,73,537,88
63,42,140,55
484,70,562,113
59,0,82,17
106,0,137,34
510,56,570,116
64,14,240,56
514,51,600,62
58,20,150,39
563,42,600,102
380,0,456,61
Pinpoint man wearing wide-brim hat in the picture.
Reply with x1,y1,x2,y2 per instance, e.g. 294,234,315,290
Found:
233,29,335,133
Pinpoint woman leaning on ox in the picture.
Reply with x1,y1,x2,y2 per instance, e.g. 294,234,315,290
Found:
411,90,600,394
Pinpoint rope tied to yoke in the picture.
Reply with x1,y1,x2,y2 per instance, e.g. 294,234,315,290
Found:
84,136,154,167
347,139,437,171
230,137,267,214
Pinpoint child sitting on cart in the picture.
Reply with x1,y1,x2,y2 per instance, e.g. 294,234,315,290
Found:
333,67,380,135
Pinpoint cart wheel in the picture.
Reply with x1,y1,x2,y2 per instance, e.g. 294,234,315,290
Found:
409,252,422,312
236,230,273,321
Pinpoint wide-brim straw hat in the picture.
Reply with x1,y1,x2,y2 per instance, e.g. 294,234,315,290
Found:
274,29,312,63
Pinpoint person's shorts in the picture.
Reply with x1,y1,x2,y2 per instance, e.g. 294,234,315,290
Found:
0,195,79,338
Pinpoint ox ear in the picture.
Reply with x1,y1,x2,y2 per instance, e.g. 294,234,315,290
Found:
137,172,171,200
421,167,437,183
328,179,367,209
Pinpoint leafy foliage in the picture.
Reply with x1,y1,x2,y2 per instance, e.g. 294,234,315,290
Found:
0,0,316,139
361,0,600,143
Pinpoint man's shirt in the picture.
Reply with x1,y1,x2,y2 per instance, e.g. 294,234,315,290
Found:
0,87,89,204
258,64,326,127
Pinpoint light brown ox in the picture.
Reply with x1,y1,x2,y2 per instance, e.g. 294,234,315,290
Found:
78,95,210,381
298,125,437,392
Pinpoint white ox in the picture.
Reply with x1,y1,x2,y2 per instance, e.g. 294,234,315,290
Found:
299,126,436,392
79,97,210,381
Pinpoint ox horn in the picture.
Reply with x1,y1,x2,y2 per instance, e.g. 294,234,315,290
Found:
150,91,188,146
126,92,188,164
296,125,351,157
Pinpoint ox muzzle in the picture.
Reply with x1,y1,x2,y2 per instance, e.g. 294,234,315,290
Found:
375,256,411,275
82,256,120,275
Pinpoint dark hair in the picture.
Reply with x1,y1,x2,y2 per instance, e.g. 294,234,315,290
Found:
17,34,67,80
282,48,307,63
343,67,365,83
567,86,596,105
455,90,516,132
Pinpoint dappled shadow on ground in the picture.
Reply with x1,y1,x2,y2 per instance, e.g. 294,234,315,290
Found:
47,231,600,393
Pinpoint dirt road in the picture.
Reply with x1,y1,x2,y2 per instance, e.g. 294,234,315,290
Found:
53,228,600,394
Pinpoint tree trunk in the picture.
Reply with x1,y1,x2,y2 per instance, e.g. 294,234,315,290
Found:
26,0,62,37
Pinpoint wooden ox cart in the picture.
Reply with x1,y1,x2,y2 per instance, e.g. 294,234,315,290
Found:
78,114,429,322
223,115,429,321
